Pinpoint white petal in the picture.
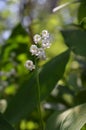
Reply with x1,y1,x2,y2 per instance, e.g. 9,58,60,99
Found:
33,34,41,44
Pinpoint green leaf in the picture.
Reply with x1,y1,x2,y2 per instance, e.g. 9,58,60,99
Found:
4,50,70,124
80,17,86,29
46,103,86,130
0,113,15,130
61,29,86,56
1,23,29,65
75,89,86,104
78,3,86,22
40,50,70,100
10,23,27,38
81,124,86,130
46,111,60,130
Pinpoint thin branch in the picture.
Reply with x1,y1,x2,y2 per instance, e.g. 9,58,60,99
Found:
52,0,80,13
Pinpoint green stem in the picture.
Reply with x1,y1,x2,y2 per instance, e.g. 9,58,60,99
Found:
35,60,44,130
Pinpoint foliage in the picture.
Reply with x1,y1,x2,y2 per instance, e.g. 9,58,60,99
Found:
0,0,86,130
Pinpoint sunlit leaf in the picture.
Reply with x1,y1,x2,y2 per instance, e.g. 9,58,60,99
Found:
46,103,86,130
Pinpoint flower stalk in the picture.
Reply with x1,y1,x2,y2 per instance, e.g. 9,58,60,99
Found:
24,30,51,130
35,60,44,130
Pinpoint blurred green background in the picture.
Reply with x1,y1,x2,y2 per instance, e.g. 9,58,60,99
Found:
0,0,86,130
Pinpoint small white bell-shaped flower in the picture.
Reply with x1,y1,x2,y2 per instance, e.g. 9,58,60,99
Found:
42,30,49,38
42,38,51,49
37,48,46,60
30,45,38,56
33,34,41,44
24,60,35,71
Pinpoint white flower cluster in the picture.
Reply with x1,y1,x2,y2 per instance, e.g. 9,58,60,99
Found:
25,30,51,71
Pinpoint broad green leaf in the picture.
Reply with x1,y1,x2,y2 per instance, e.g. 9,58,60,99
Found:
46,103,86,130
4,50,70,124
39,50,70,100
61,29,86,56
0,113,15,130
